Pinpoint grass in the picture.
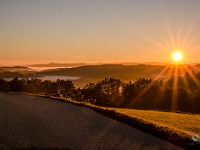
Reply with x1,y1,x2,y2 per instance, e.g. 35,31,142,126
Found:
12,92,200,149
87,108,200,149
112,108,200,136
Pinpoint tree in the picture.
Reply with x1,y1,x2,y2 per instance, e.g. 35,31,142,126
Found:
96,78,123,106
81,83,98,103
140,80,163,110
122,82,136,107
122,78,152,108
0,78,9,92
176,87,192,112
24,78,42,93
41,80,55,96
191,90,200,113
56,79,75,98
80,78,124,106
9,77,24,92
134,78,151,92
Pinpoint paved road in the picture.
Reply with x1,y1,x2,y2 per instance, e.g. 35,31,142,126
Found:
0,93,183,150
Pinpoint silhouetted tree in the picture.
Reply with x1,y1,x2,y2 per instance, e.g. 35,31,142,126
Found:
71,87,82,100
162,87,173,111
96,78,123,106
9,77,24,92
56,79,75,98
3,72,200,114
41,80,55,96
80,78,123,106
176,87,192,112
81,83,98,103
140,80,163,110
0,78,9,92
122,78,152,108
122,81,136,107
191,90,200,113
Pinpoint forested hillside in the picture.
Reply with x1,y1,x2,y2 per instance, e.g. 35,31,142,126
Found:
1,71,200,114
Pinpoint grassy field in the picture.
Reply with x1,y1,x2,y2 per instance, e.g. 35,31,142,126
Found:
57,97,200,149
90,107,200,149
112,108,200,136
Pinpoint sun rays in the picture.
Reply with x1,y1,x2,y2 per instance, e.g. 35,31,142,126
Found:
126,13,200,111
128,63,200,112
128,34,199,110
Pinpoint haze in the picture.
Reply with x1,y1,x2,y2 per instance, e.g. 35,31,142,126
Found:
1,0,200,66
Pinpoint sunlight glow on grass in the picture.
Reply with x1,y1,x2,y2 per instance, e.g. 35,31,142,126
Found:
114,108,200,136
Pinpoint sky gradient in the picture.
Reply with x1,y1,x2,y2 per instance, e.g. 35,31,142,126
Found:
1,0,200,65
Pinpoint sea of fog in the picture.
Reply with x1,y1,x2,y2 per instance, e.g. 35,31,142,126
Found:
3,66,79,81
39,75,79,81
4,75,79,81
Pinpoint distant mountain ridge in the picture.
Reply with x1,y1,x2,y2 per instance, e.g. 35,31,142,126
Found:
37,64,169,80
1,63,200,88
0,66,29,69
28,62,86,68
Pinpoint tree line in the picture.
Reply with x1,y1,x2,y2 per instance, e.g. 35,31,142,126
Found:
0,72,200,114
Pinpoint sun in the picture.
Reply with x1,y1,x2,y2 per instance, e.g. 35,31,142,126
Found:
172,52,183,61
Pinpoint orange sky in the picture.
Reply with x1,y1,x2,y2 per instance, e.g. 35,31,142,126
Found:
1,0,200,66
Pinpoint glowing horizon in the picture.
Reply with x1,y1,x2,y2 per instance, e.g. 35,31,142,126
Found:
1,0,200,66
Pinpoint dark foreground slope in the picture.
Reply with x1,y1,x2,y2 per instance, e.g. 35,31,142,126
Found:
0,93,182,150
